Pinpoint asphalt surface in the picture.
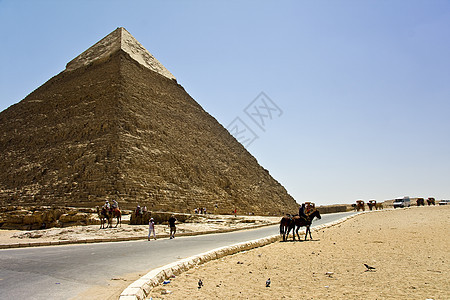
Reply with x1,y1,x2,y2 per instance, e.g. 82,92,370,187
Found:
0,211,356,299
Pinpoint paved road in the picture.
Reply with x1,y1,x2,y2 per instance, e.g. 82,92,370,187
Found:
0,211,356,299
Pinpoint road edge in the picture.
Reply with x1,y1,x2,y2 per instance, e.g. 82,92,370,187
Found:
119,212,363,300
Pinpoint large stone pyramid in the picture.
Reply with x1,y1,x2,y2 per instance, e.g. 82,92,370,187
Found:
0,27,298,215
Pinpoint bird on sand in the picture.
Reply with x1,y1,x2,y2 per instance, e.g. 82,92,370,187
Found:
198,279,203,289
364,264,376,271
266,278,271,287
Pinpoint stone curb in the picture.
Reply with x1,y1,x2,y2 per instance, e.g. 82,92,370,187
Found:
0,222,278,250
119,212,365,300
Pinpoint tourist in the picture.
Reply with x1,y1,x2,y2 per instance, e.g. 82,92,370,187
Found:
135,205,141,217
169,214,177,239
148,218,156,240
299,203,307,220
112,199,118,210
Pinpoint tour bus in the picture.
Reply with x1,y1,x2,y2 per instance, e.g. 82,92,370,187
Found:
393,196,411,208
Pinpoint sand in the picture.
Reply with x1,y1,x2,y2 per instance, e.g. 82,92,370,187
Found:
2,207,448,299
148,206,449,300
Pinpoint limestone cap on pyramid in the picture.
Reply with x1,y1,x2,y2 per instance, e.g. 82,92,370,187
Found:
65,27,176,80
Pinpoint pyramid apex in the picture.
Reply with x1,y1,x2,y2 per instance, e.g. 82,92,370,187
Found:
65,27,176,80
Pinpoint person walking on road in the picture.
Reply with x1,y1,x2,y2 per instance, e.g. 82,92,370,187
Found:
169,214,177,239
148,218,156,241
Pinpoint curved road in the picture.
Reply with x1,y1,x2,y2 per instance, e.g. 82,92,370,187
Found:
0,211,356,299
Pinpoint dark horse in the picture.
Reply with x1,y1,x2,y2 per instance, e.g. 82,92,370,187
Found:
280,210,321,241
292,209,321,241
280,215,293,242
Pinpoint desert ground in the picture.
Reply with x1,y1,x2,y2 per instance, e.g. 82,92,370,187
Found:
1,206,448,299
147,206,449,300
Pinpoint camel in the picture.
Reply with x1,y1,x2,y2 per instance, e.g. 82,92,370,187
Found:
110,207,122,228
96,206,111,229
367,200,376,211
356,200,365,211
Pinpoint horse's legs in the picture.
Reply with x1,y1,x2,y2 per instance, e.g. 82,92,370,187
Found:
304,226,313,240
295,226,300,241
286,226,293,241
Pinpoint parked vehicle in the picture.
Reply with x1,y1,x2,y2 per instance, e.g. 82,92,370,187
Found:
393,197,411,208
438,199,450,205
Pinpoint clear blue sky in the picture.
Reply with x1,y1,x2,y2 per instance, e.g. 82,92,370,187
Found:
1,0,449,205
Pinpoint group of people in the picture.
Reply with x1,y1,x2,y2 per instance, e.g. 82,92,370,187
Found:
148,214,177,241
194,207,207,214
284,202,314,220
103,199,119,212
135,205,148,216
297,202,315,220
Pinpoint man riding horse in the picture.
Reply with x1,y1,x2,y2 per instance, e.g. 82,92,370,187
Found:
298,203,307,221
280,203,321,241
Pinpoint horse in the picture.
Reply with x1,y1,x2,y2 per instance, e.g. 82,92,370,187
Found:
291,209,322,241
110,207,122,228
375,202,383,210
96,206,111,229
280,215,293,242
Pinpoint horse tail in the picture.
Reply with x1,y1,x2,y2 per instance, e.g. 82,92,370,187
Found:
280,220,283,235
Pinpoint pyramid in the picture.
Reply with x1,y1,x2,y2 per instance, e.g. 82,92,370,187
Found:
0,27,298,215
